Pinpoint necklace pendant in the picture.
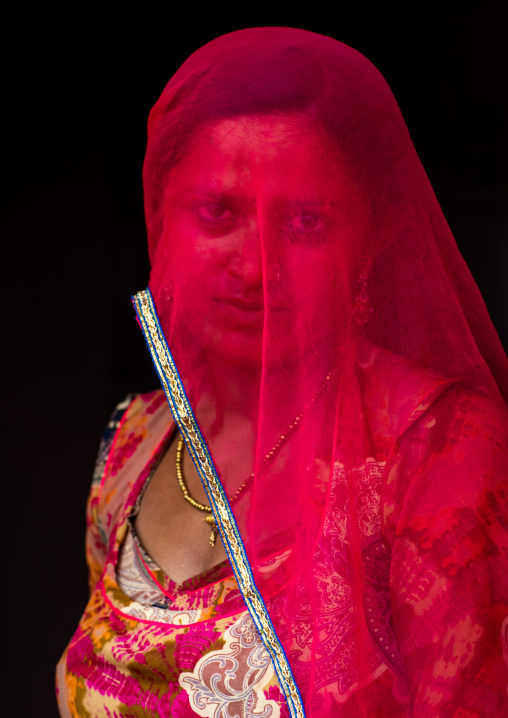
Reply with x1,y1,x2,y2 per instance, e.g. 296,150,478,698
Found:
204,514,218,547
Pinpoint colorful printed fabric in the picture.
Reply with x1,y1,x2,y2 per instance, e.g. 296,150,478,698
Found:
56,391,290,717
57,381,508,716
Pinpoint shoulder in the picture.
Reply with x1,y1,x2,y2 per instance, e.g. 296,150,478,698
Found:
92,394,136,485
88,388,172,549
358,343,508,448
384,384,508,538
357,344,453,455
405,383,508,458
94,388,169,484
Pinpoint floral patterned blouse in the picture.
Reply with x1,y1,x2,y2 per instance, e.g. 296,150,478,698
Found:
57,379,508,716
56,391,290,718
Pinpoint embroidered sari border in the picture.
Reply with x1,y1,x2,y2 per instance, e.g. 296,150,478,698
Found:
132,288,305,718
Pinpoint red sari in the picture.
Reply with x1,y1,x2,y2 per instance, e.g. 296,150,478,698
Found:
58,28,508,717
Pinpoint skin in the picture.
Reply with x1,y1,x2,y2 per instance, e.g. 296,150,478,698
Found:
135,115,363,583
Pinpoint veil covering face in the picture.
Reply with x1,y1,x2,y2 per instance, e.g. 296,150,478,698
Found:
141,28,508,716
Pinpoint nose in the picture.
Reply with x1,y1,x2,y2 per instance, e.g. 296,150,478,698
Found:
227,216,263,288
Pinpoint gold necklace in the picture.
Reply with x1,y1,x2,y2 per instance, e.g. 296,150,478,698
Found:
176,372,331,547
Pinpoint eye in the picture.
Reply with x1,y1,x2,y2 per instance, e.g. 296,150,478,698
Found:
286,212,329,245
288,214,323,232
196,203,236,222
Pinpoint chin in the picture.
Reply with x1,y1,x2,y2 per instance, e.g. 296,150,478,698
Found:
207,329,263,369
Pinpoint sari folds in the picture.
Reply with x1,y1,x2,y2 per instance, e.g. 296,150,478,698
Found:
58,28,508,717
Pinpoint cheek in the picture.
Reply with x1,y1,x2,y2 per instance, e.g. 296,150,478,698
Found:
280,248,344,332
158,210,222,291
280,238,342,284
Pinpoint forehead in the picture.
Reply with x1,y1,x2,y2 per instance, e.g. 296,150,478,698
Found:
209,116,312,155
167,115,347,196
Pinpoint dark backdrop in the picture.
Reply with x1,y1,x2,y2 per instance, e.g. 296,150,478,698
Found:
3,7,507,716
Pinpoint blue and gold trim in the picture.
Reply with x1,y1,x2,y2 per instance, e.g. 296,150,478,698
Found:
132,288,305,718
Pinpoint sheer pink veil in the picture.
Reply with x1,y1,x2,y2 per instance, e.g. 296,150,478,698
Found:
142,28,508,715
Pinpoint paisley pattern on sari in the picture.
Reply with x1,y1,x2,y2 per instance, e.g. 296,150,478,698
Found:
58,373,508,716
58,26,508,717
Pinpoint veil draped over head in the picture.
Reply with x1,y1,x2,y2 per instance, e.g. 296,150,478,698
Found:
138,28,508,716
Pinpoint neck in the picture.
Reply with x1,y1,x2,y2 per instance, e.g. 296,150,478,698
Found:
197,352,261,438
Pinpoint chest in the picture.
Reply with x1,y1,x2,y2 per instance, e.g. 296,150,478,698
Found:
133,431,228,584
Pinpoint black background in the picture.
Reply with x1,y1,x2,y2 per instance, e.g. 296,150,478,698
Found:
3,6,507,716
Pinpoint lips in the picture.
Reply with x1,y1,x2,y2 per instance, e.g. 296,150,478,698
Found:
212,295,265,328
217,296,264,312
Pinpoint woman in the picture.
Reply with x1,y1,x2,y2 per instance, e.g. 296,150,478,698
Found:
57,28,508,717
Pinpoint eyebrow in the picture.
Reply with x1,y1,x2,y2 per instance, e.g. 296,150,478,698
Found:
172,187,338,212
270,196,337,212
176,187,240,203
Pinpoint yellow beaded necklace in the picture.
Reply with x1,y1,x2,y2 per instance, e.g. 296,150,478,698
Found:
176,372,331,546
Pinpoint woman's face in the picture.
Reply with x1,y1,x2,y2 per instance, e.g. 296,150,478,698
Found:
155,114,363,367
